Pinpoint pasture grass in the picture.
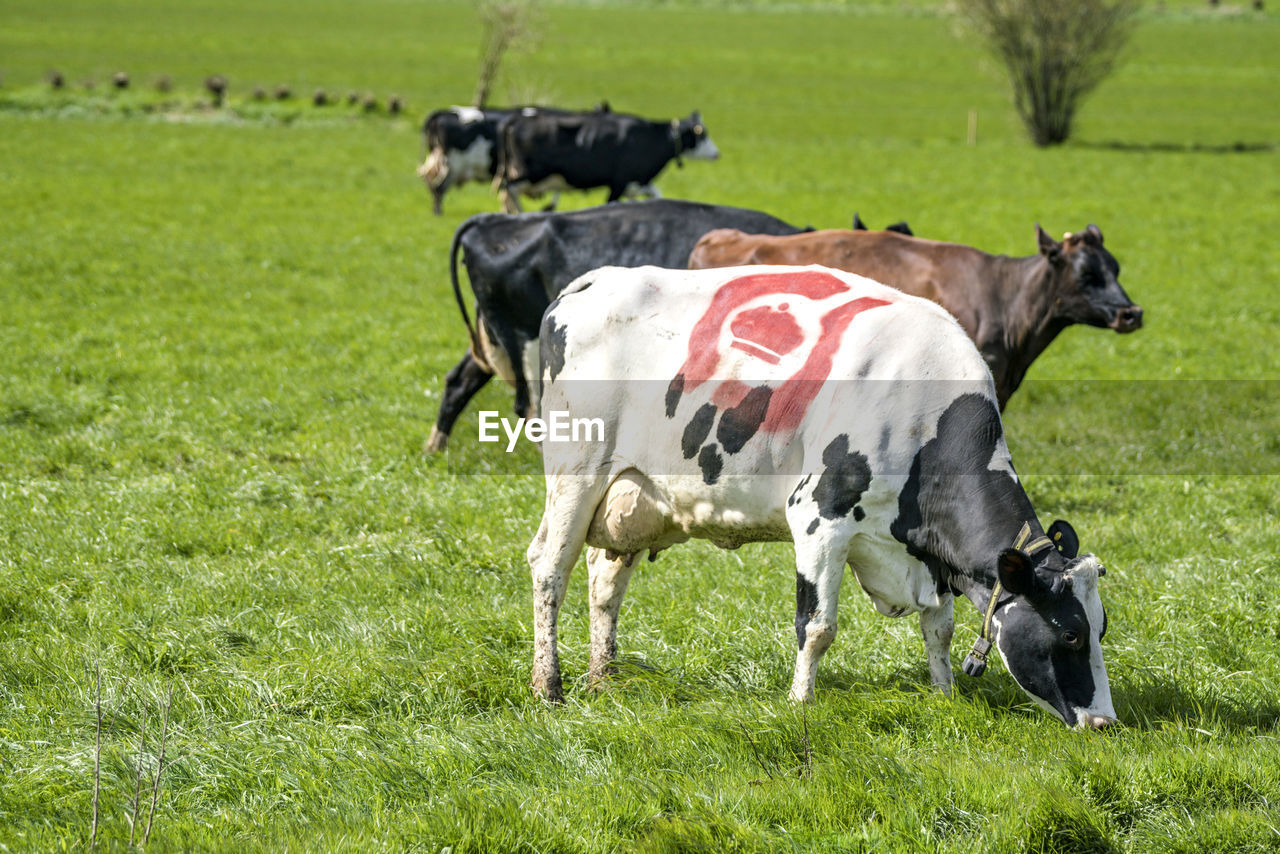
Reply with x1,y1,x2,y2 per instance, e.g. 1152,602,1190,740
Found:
1,0,1278,851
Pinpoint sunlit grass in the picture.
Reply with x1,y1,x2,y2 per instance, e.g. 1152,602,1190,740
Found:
0,0,1277,850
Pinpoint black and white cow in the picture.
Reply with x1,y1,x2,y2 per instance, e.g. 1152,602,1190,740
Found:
426,199,807,452
418,105,607,214
528,264,1117,728
495,109,720,213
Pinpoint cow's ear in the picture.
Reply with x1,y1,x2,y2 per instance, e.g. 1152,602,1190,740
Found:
1036,224,1062,261
1084,223,1104,245
997,548,1036,595
853,212,867,231
1047,520,1079,558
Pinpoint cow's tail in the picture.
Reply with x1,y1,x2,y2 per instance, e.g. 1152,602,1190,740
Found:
450,218,482,358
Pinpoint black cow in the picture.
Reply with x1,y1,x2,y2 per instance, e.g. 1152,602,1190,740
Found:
417,104,609,214
494,109,720,213
426,199,805,452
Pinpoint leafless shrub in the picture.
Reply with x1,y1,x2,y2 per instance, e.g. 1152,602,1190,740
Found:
472,0,543,108
957,0,1139,146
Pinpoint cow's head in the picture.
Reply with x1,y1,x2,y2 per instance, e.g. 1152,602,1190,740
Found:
1036,224,1143,333
988,521,1117,729
677,111,720,162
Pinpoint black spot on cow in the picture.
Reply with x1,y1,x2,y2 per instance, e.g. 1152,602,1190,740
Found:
681,403,716,459
665,373,685,418
854,506,865,522
541,316,569,382
796,572,819,649
787,474,812,507
890,393,1035,593
813,434,872,520
716,385,772,454
698,443,723,485
806,519,819,535
996,593,1098,721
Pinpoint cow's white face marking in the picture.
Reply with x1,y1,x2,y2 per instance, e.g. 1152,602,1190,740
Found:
449,137,493,184
992,556,1116,728
452,105,483,124
1067,557,1116,726
687,135,721,161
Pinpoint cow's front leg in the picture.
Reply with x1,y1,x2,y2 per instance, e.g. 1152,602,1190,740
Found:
789,535,851,702
919,596,955,695
528,476,606,702
586,547,638,688
426,350,494,453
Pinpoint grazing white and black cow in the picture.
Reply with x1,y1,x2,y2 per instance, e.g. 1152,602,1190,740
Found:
417,105,608,214
494,109,720,213
529,264,1117,728
426,199,808,452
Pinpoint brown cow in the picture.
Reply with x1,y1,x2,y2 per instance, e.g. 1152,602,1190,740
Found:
687,224,1143,409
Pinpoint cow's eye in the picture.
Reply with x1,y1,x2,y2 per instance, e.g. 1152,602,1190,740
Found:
1062,630,1080,646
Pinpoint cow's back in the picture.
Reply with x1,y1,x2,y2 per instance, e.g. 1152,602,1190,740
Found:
690,229,986,309
545,265,992,483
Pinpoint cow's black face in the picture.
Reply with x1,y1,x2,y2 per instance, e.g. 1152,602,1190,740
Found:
1039,224,1143,333
680,111,720,162
992,550,1116,728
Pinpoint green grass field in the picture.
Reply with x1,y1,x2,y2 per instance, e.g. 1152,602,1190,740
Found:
1,1,1278,851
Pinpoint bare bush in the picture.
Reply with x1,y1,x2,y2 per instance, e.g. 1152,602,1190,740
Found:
957,0,1139,146
472,0,542,108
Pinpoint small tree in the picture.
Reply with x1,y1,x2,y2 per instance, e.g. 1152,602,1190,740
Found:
473,0,542,108
958,0,1139,146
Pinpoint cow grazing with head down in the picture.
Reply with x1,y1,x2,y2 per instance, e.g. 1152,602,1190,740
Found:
495,108,720,213
529,264,1117,728
425,199,808,452
688,224,1143,409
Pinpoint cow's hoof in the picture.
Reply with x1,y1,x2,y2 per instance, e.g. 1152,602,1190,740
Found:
587,665,616,691
424,427,448,453
531,672,564,704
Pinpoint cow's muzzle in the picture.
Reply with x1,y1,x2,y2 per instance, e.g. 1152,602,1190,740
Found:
1110,305,1143,333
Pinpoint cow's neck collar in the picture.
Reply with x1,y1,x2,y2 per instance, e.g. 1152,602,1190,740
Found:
670,119,685,168
960,522,1055,677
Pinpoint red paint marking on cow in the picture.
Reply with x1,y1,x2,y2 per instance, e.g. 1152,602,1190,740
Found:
673,271,892,432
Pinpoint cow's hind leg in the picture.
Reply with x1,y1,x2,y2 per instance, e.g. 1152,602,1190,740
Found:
528,476,607,702
586,547,638,688
789,530,852,702
426,351,494,452
920,596,955,695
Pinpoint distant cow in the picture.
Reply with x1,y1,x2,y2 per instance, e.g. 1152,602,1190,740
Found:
688,224,1142,408
495,109,719,213
417,105,607,214
529,263,1117,728
426,199,806,452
